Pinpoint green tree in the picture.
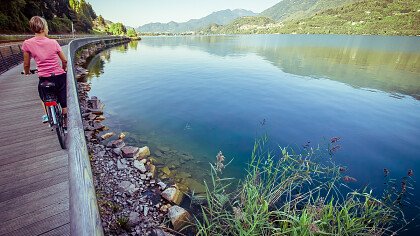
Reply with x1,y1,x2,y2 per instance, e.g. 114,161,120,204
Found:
126,28,137,37
107,22,126,35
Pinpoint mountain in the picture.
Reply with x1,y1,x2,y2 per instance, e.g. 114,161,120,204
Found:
199,0,420,36
261,0,356,21
137,9,256,33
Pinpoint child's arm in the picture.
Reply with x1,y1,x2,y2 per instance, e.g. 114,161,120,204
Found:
58,51,68,72
23,51,30,75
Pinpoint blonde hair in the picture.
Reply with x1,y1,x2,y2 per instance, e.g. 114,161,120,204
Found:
29,16,49,34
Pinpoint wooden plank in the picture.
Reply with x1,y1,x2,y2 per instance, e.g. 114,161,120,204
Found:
39,223,70,236
0,165,68,192
0,209,69,236
0,150,66,172
0,188,68,221
0,182,68,213
0,173,68,203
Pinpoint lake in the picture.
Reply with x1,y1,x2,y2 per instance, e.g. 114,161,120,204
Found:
86,34,420,232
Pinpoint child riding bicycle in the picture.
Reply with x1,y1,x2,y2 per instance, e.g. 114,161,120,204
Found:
22,16,68,127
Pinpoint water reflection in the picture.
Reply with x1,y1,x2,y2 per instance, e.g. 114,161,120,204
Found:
141,35,420,100
87,50,111,78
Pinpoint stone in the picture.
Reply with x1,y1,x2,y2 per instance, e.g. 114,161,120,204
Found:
121,146,140,158
95,115,106,121
184,178,206,194
144,206,149,216
119,181,138,195
157,181,167,190
161,187,183,205
151,228,174,236
137,146,151,159
108,139,125,148
134,160,147,173
119,132,126,140
101,132,115,140
113,148,122,156
154,150,163,157
119,181,131,192
140,174,147,180
168,206,191,231
161,166,171,176
148,164,156,178
117,160,127,170
129,211,140,225
157,146,170,152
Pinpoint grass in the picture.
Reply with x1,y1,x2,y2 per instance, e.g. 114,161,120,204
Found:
194,137,415,235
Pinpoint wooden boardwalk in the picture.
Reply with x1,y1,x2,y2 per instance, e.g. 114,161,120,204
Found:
0,48,70,235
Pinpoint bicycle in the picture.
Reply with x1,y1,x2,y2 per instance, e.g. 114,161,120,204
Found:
22,69,67,149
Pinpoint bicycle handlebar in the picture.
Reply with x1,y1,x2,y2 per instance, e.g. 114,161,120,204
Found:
21,69,38,75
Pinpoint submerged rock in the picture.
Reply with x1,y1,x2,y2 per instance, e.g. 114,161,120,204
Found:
101,132,115,140
168,206,191,231
122,146,140,158
108,139,125,149
161,187,183,205
138,146,151,159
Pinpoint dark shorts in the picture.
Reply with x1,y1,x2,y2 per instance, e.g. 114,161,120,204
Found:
38,73,67,108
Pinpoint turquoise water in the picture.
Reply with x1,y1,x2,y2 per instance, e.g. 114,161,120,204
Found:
87,35,420,231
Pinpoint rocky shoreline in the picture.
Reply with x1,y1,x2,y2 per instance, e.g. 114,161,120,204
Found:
74,40,192,236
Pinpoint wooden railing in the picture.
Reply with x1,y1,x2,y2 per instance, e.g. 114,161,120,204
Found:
66,36,129,236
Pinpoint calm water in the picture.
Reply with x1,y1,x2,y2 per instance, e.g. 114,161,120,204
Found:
86,35,420,231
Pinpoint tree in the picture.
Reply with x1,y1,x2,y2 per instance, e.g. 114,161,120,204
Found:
107,22,126,35
126,28,137,37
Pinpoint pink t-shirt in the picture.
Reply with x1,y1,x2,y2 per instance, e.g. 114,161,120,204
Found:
22,36,65,77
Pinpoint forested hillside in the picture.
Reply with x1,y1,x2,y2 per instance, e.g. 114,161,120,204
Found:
201,0,420,36
261,0,356,21
0,0,96,33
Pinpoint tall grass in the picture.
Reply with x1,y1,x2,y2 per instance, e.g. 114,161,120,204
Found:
195,137,414,236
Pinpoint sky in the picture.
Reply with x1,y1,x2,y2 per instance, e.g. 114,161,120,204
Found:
87,0,280,27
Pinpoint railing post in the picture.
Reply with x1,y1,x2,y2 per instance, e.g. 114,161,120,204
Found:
0,50,9,70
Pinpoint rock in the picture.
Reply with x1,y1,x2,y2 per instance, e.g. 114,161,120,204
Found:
89,108,103,115
168,206,191,231
148,164,156,178
113,148,122,156
117,160,127,170
137,146,150,159
134,160,147,173
151,228,174,236
144,206,149,216
161,187,183,205
95,115,106,121
157,181,167,190
108,139,125,148
119,181,138,195
101,132,115,140
157,146,170,152
154,150,163,157
119,132,126,140
184,178,206,194
121,146,139,158
129,211,140,225
161,166,171,176
119,181,131,192
140,174,147,180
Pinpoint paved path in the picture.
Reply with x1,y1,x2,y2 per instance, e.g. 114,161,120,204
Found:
0,47,70,235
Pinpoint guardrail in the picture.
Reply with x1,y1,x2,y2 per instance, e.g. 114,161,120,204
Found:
0,38,73,75
67,36,129,236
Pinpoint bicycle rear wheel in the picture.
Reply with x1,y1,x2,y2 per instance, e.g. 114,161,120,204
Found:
50,105,66,149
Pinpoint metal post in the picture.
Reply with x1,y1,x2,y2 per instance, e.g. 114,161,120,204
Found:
0,50,9,70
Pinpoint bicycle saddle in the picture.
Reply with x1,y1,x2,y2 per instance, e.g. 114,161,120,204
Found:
40,81,56,88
